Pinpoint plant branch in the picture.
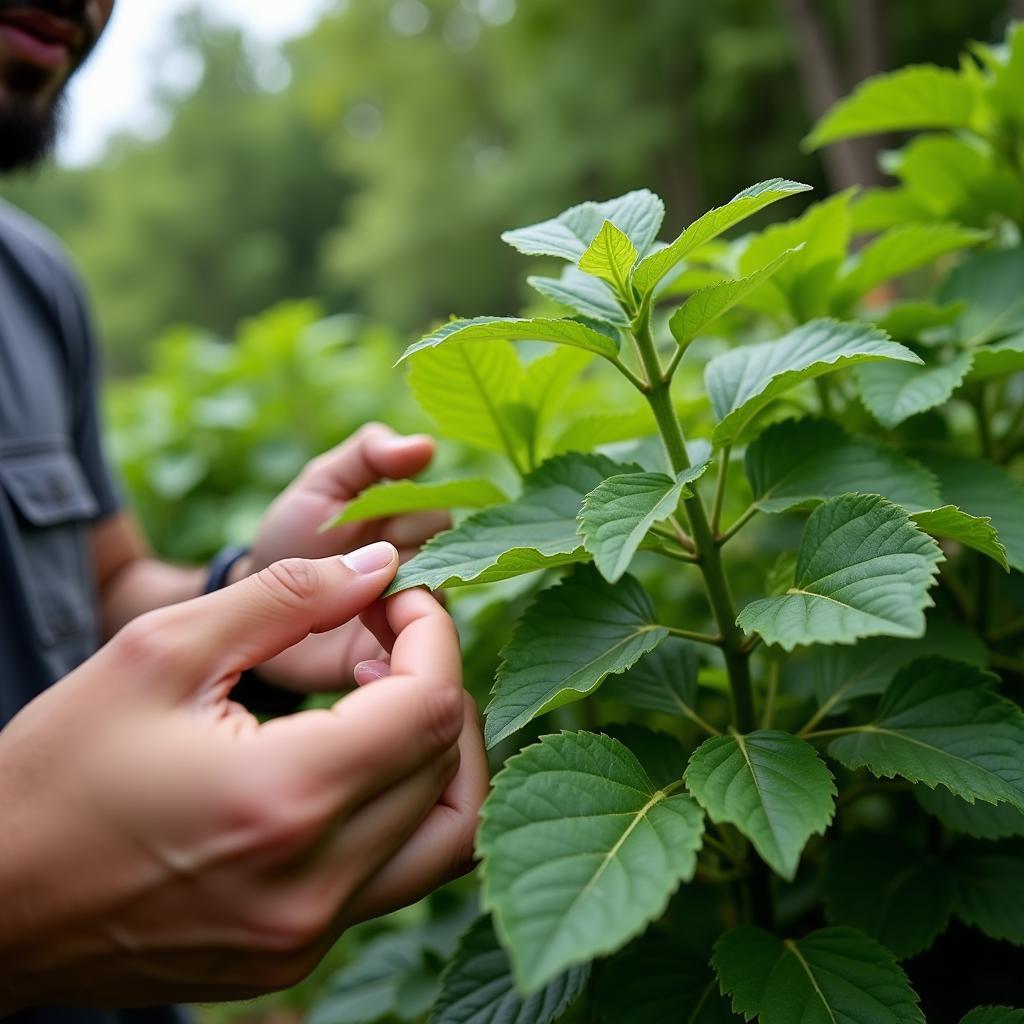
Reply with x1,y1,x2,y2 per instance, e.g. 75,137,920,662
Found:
611,355,648,392
761,660,780,730
719,505,759,544
711,446,731,534
801,725,867,741
654,544,701,565
991,613,1024,644
665,625,723,646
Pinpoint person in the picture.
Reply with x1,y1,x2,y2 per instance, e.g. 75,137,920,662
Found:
0,1,487,1019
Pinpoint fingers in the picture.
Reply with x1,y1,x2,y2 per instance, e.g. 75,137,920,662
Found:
353,659,390,684
340,695,488,926
302,424,435,500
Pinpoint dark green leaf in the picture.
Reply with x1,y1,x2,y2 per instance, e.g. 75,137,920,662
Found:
949,839,1024,945
961,1007,1024,1024
909,505,1008,571
940,246,1024,346
915,785,1024,840
601,637,704,722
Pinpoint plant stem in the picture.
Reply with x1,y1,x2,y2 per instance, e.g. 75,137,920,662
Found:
719,505,759,544
761,659,780,730
711,446,731,534
665,625,723,646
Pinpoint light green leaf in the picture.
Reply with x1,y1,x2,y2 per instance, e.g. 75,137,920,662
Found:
833,223,987,310
323,477,508,528
940,246,1024,346
829,657,1024,812
921,454,1024,572
738,494,943,651
579,463,710,582
967,334,1024,382
521,346,593,442
485,567,668,747
400,316,619,363
479,731,705,992
745,418,940,514
685,730,835,879
596,936,739,1024
949,839,1024,945
601,638,704,722
632,179,811,295
910,505,1008,571
961,1008,1024,1024
875,300,967,340
668,250,796,347
706,319,921,446
408,339,525,457
528,267,630,326
430,916,588,1024
501,189,665,262
389,453,635,593
915,785,1024,840
713,926,925,1024
579,220,638,292
824,833,953,959
856,351,974,428
550,407,657,456
805,64,976,148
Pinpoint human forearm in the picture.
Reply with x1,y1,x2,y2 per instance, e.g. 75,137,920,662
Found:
98,556,205,637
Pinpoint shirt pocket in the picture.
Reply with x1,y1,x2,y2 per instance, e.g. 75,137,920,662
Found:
0,446,100,648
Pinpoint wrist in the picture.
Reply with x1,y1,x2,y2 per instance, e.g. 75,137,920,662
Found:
227,553,254,587
204,545,251,595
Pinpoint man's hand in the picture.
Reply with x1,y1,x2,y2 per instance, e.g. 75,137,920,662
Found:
242,423,450,691
0,546,486,1011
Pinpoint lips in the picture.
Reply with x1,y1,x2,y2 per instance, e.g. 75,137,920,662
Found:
0,7,82,72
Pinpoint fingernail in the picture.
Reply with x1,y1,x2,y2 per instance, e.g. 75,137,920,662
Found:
342,541,397,574
386,434,431,451
354,659,390,683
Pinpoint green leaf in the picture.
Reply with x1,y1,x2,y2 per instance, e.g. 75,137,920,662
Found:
915,785,1024,840
478,731,705,992
824,833,953,959
805,64,976,148
600,724,687,790
855,351,974,428
602,637,703,722
579,463,710,582
706,319,921,446
632,179,811,295
408,339,525,457
596,936,739,1024
940,245,1024,346
713,926,925,1024
949,840,1024,945
833,223,987,310
400,316,619,363
909,505,1008,571
323,477,508,528
829,657,1024,812
685,730,835,879
875,300,967,340
737,494,943,651
668,250,796,347
389,453,635,593
745,418,940,514
430,916,588,1024
961,1008,1024,1024
528,267,630,327
579,220,638,293
501,189,665,262
811,622,988,713
967,334,1024,382
921,454,1024,572
550,407,657,455
485,567,669,747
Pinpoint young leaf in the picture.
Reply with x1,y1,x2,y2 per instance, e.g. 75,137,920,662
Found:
948,839,1024,945
601,637,703,722
685,730,836,880
578,220,638,293
408,339,525,457
595,936,739,1024
528,266,630,326
745,418,940,514
915,785,1024,840
389,453,636,593
478,731,705,993
961,1009,1024,1024
855,351,974,428
829,657,1024,812
713,926,925,1024
805,64,976,148
578,463,710,582
501,189,665,262
485,567,669,748
832,223,987,310
430,916,588,1024
706,319,921,446
909,505,1008,571
667,250,795,348
323,477,508,528
632,179,812,295
550,407,657,456
939,246,1024,346
400,316,619,363
922,454,1024,572
737,494,943,651
824,833,953,959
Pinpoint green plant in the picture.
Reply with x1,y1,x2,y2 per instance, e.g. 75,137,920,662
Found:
303,30,1024,1024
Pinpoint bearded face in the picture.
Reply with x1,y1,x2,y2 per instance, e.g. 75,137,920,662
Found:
0,0,113,172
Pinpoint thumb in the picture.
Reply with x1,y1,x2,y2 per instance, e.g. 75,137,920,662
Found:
143,543,399,695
